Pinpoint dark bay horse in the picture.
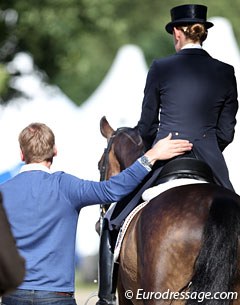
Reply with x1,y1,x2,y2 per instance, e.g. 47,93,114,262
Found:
99,117,240,305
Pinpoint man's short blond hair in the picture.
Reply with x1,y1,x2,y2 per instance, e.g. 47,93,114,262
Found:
19,123,55,164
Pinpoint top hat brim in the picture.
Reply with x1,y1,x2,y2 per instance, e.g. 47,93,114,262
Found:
165,19,214,34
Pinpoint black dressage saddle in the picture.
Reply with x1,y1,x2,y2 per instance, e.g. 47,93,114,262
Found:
154,157,214,185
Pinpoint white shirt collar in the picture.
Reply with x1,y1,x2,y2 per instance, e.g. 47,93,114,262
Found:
19,163,51,174
181,43,202,50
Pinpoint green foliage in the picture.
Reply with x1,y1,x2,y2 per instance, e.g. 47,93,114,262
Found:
0,0,239,105
0,64,10,102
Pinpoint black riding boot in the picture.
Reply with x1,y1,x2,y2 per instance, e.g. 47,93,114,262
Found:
96,218,117,305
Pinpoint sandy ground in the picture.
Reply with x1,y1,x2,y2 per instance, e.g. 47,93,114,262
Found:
75,286,99,305
76,286,120,305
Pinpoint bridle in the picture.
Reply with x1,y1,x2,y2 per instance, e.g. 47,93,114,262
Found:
98,127,143,219
99,129,118,182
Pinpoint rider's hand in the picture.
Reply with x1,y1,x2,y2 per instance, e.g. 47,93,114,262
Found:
144,133,193,166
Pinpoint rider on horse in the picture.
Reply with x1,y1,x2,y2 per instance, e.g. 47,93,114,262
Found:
96,3,238,305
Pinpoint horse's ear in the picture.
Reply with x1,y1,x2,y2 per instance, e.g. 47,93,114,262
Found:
100,116,114,139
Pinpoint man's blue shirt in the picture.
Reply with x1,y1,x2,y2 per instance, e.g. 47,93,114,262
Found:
0,161,148,292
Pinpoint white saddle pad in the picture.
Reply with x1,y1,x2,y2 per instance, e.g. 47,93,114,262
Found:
114,178,207,262
142,178,207,201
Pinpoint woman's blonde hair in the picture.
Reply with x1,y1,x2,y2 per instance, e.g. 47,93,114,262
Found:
178,23,208,44
19,123,55,164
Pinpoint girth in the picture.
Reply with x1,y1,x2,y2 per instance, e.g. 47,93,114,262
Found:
154,157,214,185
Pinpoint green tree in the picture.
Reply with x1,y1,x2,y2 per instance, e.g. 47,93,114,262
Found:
0,0,239,105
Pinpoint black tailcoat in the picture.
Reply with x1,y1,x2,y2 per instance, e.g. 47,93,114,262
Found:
137,48,238,190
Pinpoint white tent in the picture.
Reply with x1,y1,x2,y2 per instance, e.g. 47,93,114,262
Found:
76,44,148,179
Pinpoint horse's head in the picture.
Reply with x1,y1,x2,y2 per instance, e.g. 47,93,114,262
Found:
98,116,145,180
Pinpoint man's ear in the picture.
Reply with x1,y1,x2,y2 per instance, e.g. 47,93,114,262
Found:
20,149,25,161
53,145,58,157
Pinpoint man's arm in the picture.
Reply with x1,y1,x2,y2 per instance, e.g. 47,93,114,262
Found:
0,193,25,295
66,134,193,209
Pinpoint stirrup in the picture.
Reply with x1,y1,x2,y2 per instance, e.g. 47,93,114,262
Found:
96,296,116,305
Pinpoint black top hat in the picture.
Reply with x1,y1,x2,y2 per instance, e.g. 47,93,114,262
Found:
165,4,214,34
